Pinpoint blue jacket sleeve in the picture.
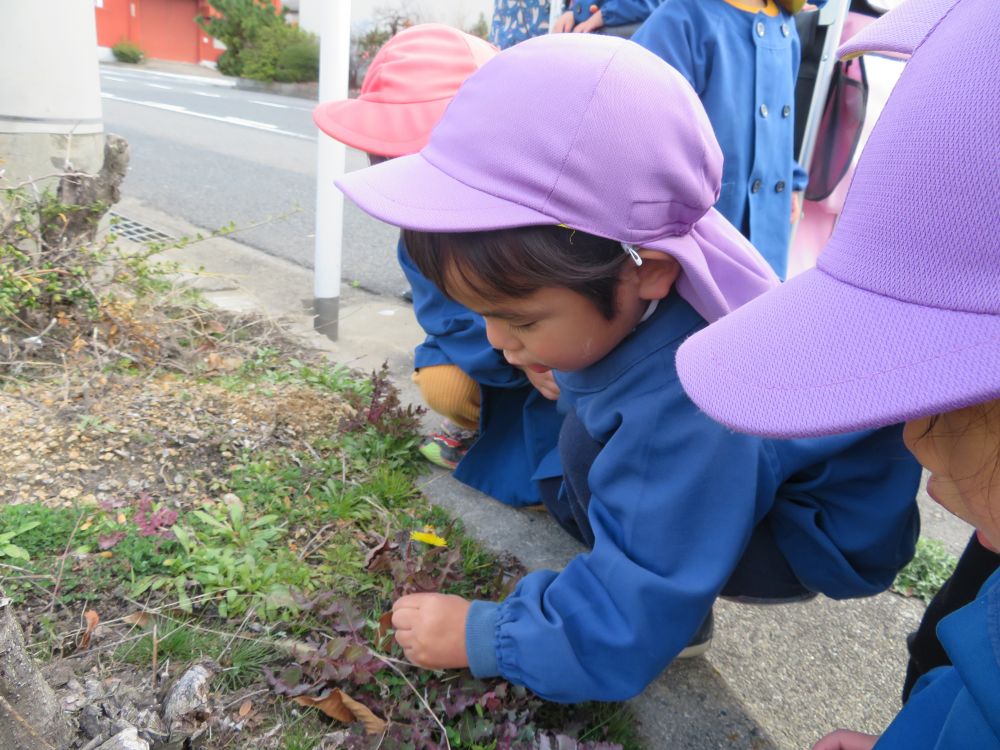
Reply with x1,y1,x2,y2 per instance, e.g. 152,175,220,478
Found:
597,0,663,27
397,240,528,388
466,384,772,702
766,426,920,599
631,1,706,94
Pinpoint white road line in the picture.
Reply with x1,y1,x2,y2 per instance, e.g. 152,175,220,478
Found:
99,65,236,88
103,75,127,82
101,92,312,140
140,101,187,112
251,100,290,109
192,91,221,98
224,116,278,129
147,83,174,90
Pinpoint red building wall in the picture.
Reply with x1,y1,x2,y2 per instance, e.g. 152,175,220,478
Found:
95,0,282,66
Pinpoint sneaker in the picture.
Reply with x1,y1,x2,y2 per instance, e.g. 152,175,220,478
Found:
419,420,477,470
676,608,714,659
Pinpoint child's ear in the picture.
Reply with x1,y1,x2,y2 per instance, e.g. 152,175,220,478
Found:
634,250,681,301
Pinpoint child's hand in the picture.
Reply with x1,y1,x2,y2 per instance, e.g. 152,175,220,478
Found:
574,7,605,33
391,593,471,669
791,191,803,224
812,730,879,750
525,368,560,400
552,10,576,33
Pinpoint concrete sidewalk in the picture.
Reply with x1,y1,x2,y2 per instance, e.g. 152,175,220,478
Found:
120,198,969,750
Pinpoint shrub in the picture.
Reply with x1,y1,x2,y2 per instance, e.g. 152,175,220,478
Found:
275,35,319,82
112,39,145,64
241,23,318,83
197,0,285,77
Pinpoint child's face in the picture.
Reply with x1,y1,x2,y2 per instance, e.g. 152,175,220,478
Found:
447,270,650,375
903,399,1000,551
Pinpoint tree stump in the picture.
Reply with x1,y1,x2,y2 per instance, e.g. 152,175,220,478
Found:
0,594,71,750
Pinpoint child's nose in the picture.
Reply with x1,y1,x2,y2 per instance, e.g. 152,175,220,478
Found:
484,318,519,351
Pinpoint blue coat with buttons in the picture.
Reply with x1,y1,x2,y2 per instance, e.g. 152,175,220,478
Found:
398,239,563,507
633,0,812,278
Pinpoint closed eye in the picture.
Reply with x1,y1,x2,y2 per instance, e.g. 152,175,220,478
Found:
509,321,537,332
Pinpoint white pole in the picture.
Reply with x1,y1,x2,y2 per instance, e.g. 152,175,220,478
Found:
313,0,352,340
0,0,104,188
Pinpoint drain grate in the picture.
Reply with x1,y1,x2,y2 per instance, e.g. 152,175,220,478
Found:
108,212,175,244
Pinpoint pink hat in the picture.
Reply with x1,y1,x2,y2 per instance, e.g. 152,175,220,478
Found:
676,0,1000,438
312,24,497,157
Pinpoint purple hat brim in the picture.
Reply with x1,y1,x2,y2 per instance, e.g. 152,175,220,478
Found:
336,153,557,233
676,267,1000,438
838,0,961,60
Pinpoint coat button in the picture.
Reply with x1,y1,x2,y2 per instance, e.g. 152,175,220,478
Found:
775,181,786,193
782,104,791,118
759,104,769,118
751,179,762,193
756,22,765,37
781,23,790,37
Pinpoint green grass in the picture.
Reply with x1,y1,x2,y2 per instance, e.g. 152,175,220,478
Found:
115,619,223,666
893,537,959,604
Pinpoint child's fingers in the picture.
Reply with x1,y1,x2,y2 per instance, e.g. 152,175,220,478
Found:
393,593,425,611
391,606,417,630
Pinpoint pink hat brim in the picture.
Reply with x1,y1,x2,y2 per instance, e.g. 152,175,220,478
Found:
313,96,451,158
676,268,1000,438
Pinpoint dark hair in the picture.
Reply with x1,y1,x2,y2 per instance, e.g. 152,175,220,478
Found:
401,225,628,320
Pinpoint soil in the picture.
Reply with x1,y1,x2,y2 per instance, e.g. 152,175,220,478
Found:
0,328,361,749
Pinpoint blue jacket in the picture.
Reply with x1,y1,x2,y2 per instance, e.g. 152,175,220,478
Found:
570,0,663,27
874,568,1000,749
398,239,563,506
633,0,807,277
465,293,921,702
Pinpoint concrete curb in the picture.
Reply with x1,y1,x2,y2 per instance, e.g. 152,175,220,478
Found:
112,199,969,749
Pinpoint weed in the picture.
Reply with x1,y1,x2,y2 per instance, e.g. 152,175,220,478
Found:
0,520,42,561
134,496,313,619
218,638,281,691
116,619,223,666
893,537,959,604
0,504,79,557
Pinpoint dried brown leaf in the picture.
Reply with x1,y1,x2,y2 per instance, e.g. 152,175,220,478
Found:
123,611,152,628
292,689,386,734
238,700,253,718
79,610,99,650
339,690,387,735
293,691,354,723
377,611,394,651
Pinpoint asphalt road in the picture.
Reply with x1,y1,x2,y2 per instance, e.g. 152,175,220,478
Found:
99,65,406,297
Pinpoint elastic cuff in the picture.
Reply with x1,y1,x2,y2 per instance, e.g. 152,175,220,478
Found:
465,600,501,677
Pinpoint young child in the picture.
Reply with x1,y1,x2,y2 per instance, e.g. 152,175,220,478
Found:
551,0,663,34
632,0,826,278
313,24,564,508
676,0,999,745
336,33,922,702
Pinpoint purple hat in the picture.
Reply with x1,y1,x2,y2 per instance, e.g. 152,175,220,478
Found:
336,33,778,323
676,0,1000,438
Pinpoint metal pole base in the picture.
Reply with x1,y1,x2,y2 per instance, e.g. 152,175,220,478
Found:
313,296,339,342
